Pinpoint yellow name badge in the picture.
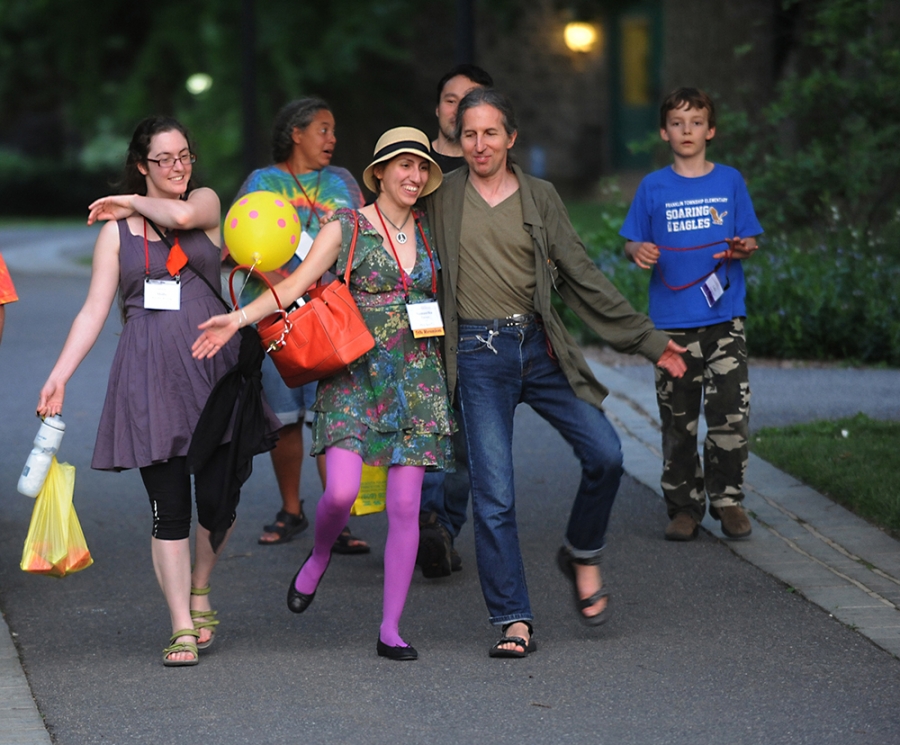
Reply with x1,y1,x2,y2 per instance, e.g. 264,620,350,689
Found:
406,300,445,338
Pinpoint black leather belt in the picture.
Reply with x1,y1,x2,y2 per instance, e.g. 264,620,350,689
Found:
459,313,537,328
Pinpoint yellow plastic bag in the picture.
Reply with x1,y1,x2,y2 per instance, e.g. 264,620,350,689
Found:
349,464,388,516
20,457,93,577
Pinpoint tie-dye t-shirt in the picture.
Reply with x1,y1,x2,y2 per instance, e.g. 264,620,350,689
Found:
0,253,18,305
225,165,363,304
227,165,363,274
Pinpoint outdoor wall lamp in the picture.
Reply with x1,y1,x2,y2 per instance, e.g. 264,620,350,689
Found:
564,21,600,53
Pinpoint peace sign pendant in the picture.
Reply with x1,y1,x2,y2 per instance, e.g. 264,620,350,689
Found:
395,231,408,245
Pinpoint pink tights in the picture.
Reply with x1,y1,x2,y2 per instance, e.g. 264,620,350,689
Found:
294,447,424,648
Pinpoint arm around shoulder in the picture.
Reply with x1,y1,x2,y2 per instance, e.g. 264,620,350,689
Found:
131,187,221,231
193,217,344,360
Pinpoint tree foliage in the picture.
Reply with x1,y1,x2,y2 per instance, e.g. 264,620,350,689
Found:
712,0,900,246
0,0,428,207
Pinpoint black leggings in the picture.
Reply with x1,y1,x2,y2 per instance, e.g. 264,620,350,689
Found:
139,446,232,540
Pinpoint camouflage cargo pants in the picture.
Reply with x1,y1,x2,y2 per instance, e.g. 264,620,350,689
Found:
655,318,750,520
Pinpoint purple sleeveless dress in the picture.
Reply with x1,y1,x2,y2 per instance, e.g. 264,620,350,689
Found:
91,220,241,471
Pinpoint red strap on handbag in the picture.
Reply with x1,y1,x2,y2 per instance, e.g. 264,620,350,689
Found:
228,213,374,388
228,214,359,314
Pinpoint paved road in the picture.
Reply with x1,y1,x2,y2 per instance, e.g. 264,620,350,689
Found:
1,228,899,744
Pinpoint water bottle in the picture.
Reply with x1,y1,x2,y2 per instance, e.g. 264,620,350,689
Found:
17,415,66,498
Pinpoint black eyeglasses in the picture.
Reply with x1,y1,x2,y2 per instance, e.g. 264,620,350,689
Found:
146,153,196,169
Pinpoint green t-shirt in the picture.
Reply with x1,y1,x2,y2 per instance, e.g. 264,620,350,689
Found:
456,181,535,320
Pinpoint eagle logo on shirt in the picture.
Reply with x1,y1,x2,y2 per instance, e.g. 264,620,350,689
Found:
710,207,728,226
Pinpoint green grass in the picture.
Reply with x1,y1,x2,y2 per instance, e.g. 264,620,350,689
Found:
752,413,900,536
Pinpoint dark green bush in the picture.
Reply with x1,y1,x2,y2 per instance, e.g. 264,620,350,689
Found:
744,232,900,364
0,156,118,216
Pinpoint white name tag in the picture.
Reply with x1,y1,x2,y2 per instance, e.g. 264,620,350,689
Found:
701,272,724,307
294,231,314,261
144,277,181,310
406,301,444,338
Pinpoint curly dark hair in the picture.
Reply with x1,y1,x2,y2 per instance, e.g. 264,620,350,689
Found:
120,116,196,195
270,98,331,163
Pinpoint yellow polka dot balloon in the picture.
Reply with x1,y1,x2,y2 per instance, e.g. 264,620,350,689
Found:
224,191,300,271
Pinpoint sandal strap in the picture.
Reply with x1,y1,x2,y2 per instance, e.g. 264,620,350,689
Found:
169,628,200,642
578,587,610,611
190,585,211,596
190,609,220,629
275,509,306,527
164,640,198,654
495,635,528,648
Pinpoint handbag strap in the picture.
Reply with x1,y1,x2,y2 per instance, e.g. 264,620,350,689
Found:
228,210,361,316
146,218,231,312
342,212,360,284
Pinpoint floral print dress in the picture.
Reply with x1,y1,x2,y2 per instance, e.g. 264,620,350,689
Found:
310,208,454,469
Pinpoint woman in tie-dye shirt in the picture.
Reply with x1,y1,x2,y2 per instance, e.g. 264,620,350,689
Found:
225,99,368,552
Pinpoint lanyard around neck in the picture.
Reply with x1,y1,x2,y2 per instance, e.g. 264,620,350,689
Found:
654,239,731,292
143,219,185,277
285,164,322,231
373,203,437,300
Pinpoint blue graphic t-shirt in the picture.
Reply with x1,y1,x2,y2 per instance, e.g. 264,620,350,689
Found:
620,164,763,329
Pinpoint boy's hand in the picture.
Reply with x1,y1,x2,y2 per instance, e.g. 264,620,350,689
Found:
713,237,758,261
656,340,688,378
625,241,660,269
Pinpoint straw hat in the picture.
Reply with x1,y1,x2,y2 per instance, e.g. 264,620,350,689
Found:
362,126,443,197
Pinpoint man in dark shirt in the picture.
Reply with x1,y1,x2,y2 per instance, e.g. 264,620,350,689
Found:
417,64,494,579
429,64,494,173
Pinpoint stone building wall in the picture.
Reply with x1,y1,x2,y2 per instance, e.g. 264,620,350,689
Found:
391,0,783,191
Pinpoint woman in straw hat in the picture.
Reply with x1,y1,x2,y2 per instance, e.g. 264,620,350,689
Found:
193,127,452,660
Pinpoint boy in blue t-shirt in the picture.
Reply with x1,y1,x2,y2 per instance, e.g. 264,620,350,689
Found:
620,88,763,542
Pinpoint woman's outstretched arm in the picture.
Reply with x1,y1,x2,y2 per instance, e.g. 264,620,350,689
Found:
87,187,221,232
192,218,344,359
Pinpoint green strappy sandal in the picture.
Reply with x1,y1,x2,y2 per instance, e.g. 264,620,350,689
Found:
190,585,220,650
163,629,200,667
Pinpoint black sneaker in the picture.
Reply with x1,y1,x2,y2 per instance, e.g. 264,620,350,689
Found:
417,512,452,578
450,547,462,572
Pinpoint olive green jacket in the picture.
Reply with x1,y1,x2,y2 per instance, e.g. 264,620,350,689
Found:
425,165,671,409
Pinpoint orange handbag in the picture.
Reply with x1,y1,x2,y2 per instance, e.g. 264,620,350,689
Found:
229,215,375,388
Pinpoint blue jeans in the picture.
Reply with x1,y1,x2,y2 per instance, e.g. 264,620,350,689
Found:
456,319,623,626
420,404,469,540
